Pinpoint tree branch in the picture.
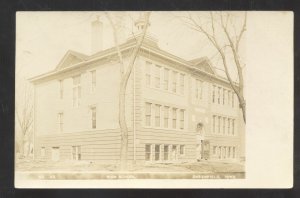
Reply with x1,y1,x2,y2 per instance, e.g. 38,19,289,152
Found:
105,12,125,74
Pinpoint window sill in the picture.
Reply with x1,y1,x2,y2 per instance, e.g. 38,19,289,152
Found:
143,126,187,132
145,85,185,97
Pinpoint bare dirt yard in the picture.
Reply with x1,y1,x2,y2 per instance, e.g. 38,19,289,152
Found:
16,158,245,173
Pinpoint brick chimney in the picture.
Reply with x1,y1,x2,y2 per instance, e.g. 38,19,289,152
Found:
91,16,103,54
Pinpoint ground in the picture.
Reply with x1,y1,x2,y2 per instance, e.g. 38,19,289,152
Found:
16,158,245,173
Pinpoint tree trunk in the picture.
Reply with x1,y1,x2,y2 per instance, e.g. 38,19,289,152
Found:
111,12,151,171
119,79,128,170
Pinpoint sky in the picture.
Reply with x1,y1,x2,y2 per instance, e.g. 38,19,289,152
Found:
16,11,245,88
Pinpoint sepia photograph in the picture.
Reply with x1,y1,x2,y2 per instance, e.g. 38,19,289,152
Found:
15,11,292,188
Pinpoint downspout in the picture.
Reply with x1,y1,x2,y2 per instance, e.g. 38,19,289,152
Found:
133,59,136,163
33,84,36,160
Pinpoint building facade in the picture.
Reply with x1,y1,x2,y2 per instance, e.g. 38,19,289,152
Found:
31,17,245,164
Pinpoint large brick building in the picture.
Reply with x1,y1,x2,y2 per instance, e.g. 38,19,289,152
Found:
30,16,245,164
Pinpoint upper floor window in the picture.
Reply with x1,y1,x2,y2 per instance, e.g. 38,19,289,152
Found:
179,109,185,129
145,62,151,87
91,70,96,93
172,71,177,93
154,65,161,88
155,104,161,127
57,112,64,132
179,74,185,95
232,92,235,108
73,75,81,107
59,80,64,99
223,88,225,105
91,106,96,129
172,108,177,129
164,106,169,128
195,79,203,100
218,87,221,104
232,119,235,135
228,118,231,134
224,89,227,105
212,85,216,103
212,115,216,133
223,117,226,134
145,102,152,126
217,116,221,133
164,68,169,91
228,90,231,106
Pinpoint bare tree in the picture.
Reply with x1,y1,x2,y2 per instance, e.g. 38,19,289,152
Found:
16,82,34,158
181,12,246,123
105,12,151,170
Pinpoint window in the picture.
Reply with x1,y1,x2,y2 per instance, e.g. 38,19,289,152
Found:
228,90,231,106
218,116,221,133
179,109,184,129
154,65,161,88
212,85,216,103
164,106,169,128
232,119,235,135
228,147,231,158
232,147,236,158
223,117,226,134
218,87,221,104
59,80,63,99
172,108,177,129
91,107,96,129
91,70,96,93
145,144,151,161
195,79,203,100
220,116,223,134
223,147,226,159
145,103,152,126
145,62,151,87
179,73,185,94
41,147,45,157
164,68,169,90
155,144,160,161
212,116,216,133
155,104,161,127
172,145,178,160
180,145,185,155
73,75,81,107
224,89,227,105
172,71,177,93
164,145,169,160
223,117,227,134
228,118,231,135
58,112,63,132
232,92,235,107
223,88,225,105
72,146,81,160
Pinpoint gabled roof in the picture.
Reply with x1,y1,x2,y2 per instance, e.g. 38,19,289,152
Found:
55,50,88,70
189,57,216,75
30,34,237,86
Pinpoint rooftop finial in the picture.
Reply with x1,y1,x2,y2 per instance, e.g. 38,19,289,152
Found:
134,13,150,32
